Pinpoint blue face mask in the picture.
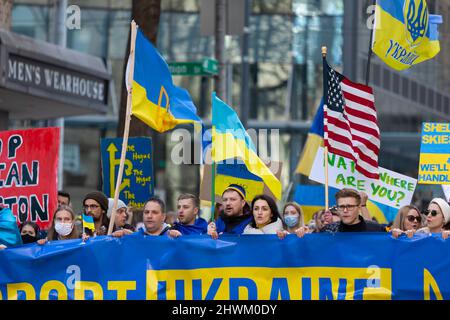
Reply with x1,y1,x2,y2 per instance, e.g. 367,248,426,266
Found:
284,215,299,227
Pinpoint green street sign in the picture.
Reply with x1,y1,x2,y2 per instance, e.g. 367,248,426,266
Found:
168,58,218,76
202,58,218,75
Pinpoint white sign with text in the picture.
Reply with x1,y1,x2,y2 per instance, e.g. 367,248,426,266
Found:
310,147,417,208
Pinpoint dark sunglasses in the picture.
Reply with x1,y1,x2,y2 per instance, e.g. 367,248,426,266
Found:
423,209,439,217
406,215,421,223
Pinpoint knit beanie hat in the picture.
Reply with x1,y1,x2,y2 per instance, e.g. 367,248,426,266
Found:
83,191,108,212
107,198,127,218
223,184,246,200
430,198,450,224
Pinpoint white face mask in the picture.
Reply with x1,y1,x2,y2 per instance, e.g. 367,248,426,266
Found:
55,222,73,237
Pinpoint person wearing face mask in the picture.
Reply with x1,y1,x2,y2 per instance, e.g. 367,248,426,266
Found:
277,202,305,239
20,221,40,244
38,205,79,244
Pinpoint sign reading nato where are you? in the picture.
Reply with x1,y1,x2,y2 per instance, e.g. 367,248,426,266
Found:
418,123,450,184
100,137,153,208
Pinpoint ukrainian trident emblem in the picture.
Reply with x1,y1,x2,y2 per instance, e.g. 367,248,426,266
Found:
404,0,428,47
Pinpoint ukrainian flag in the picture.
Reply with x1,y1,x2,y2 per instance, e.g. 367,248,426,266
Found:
295,100,324,176
212,93,282,200
131,29,202,132
82,214,95,233
372,0,442,71
215,162,265,202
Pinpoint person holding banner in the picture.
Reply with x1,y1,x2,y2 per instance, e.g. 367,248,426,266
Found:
390,205,423,238
277,202,305,239
106,198,135,238
82,191,110,237
321,188,386,233
37,205,80,244
137,197,171,236
207,185,252,240
167,194,208,238
243,195,283,235
417,198,450,236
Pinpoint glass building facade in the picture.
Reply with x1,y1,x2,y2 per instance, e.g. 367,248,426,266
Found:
8,0,449,212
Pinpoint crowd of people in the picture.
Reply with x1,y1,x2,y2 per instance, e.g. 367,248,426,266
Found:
1,185,450,250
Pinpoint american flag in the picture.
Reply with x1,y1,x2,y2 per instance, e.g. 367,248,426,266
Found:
323,60,380,179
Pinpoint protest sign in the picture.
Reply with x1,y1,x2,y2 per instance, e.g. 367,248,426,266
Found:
310,147,416,208
418,122,450,184
0,128,59,229
100,137,153,208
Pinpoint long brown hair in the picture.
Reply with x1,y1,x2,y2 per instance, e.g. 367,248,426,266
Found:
47,205,80,240
392,205,422,231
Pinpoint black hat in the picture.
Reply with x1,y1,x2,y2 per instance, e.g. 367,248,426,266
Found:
83,191,108,212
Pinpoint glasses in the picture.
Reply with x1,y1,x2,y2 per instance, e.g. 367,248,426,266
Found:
423,209,439,217
406,215,421,223
336,204,358,212
84,204,100,210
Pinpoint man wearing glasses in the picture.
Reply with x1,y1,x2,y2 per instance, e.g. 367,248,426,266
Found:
82,191,110,236
321,188,386,233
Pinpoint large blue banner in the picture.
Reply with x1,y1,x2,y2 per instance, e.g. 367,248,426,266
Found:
100,137,153,208
0,234,449,300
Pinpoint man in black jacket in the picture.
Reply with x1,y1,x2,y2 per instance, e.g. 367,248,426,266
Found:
321,188,386,233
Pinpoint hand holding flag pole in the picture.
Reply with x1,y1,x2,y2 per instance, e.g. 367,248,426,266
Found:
107,20,138,235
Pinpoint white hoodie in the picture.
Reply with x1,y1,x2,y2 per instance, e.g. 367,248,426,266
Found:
243,218,284,235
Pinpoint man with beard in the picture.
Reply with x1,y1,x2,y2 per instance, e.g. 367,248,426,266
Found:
82,191,110,236
167,194,208,237
207,184,252,239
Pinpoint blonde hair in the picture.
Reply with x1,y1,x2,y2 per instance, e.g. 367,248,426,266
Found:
392,205,422,231
282,202,305,227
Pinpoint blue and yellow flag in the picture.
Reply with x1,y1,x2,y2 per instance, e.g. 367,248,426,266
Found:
215,162,265,202
212,93,282,200
131,29,202,132
372,0,442,70
82,214,95,233
295,100,324,176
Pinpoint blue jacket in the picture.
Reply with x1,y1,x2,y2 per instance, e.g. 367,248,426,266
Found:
173,217,208,235
0,207,22,247
216,213,252,235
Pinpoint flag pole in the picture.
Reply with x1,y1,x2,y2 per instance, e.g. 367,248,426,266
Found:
322,46,329,211
365,0,377,86
107,20,138,235
211,101,216,222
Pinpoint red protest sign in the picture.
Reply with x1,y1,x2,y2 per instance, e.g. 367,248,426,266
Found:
0,127,59,230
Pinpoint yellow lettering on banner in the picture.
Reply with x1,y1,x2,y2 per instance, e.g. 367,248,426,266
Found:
40,281,68,300
424,123,450,133
74,281,103,300
424,269,443,300
108,281,136,300
7,283,36,300
146,267,392,300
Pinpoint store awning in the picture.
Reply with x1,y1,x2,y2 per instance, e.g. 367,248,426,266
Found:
0,29,111,120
